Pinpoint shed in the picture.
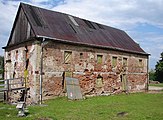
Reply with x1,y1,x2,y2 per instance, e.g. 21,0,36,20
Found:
3,3,149,104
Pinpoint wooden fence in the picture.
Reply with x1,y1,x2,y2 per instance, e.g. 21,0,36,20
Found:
0,77,25,101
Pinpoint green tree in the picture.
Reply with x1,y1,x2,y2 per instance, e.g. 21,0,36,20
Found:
155,52,163,83
149,69,155,81
0,56,4,78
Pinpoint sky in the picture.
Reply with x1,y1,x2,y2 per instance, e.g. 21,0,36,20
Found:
0,0,163,69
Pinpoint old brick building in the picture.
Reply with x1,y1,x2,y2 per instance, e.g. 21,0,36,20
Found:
3,3,149,104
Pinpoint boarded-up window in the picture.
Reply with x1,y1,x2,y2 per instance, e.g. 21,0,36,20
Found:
123,58,127,67
139,59,143,67
96,76,103,88
112,56,117,67
65,71,73,77
64,51,72,63
97,55,103,64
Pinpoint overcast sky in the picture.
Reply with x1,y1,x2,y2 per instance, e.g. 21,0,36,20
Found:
0,0,163,69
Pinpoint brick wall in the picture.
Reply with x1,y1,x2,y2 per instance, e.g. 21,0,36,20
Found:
4,40,148,103
42,41,148,99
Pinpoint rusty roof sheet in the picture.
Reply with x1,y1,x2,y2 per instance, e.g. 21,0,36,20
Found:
20,3,147,55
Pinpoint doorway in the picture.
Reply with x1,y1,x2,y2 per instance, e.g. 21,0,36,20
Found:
121,74,127,91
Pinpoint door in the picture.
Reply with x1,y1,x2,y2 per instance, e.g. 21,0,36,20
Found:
121,74,127,91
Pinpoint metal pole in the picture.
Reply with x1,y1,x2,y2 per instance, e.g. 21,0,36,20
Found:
39,38,45,104
7,79,9,101
146,56,149,91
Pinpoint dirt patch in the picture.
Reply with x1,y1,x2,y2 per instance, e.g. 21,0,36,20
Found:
148,86,163,91
117,112,128,117
36,117,53,120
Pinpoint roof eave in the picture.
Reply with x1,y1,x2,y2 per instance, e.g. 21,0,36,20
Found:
37,35,150,56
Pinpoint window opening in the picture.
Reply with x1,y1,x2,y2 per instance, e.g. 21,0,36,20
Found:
97,55,103,64
96,75,103,88
68,15,79,26
123,58,127,67
69,24,77,33
80,53,83,59
83,19,96,29
112,56,117,67
139,59,143,67
64,51,72,64
96,23,104,29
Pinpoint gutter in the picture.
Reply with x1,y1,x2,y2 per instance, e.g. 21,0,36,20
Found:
36,35,150,56
146,56,149,91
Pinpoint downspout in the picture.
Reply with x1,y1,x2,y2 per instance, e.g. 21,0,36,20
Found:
39,37,45,104
146,55,149,91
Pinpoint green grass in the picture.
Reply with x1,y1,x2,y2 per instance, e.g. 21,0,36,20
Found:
0,93,163,120
149,83,163,87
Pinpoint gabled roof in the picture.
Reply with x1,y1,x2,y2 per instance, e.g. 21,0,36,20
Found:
5,3,148,55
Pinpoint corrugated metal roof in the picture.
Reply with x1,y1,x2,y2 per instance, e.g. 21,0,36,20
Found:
9,3,148,55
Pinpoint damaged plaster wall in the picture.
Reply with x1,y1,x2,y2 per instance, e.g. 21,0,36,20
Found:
4,41,41,104
42,41,148,99
4,40,148,103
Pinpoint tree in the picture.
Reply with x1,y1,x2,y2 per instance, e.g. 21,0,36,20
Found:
0,56,4,79
155,52,163,83
149,69,155,81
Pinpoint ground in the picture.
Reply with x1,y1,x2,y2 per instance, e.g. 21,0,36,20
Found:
149,83,163,87
0,92,163,120
149,86,163,91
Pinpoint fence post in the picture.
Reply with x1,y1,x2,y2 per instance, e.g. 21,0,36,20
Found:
6,79,9,101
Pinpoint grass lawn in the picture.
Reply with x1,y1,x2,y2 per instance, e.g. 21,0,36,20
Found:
149,83,163,87
0,93,163,120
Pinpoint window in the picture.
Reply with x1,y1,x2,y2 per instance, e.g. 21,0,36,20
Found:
64,51,72,63
16,50,18,61
65,71,73,77
123,58,127,67
68,15,79,26
6,52,11,62
96,23,104,29
83,19,96,29
69,24,77,33
80,53,83,59
97,55,103,64
112,56,117,67
139,59,143,67
96,75,103,88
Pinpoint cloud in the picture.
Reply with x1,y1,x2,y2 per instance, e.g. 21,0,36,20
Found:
52,0,163,30
0,0,19,55
30,0,49,3
0,0,163,68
